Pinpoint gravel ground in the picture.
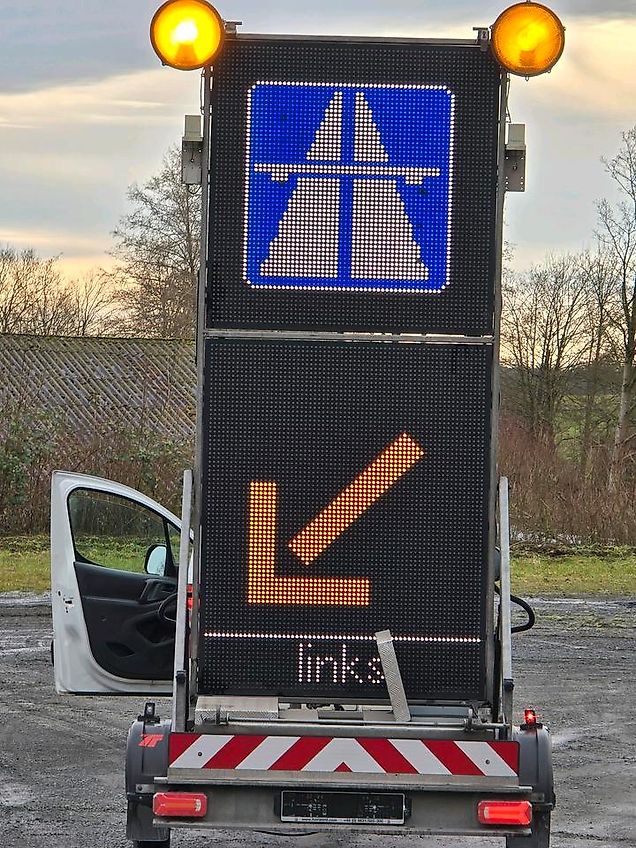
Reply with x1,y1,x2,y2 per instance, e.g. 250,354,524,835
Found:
0,597,635,848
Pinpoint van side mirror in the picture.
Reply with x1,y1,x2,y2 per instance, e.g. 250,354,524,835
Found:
145,544,168,577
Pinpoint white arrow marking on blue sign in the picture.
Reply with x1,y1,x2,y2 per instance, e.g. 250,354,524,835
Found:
260,177,340,278
354,91,389,163
307,90,342,161
352,178,430,280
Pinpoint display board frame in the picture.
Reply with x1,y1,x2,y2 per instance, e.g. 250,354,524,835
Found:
199,333,494,703
205,34,502,337
191,34,507,710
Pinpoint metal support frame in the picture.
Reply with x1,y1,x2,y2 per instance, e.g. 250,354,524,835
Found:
484,72,510,718
189,63,212,722
234,33,489,46
204,328,494,345
173,469,193,730
498,476,514,733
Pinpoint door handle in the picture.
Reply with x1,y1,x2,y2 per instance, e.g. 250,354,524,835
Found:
138,580,176,604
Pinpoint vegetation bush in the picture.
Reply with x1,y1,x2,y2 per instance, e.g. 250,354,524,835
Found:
500,414,636,544
0,403,192,535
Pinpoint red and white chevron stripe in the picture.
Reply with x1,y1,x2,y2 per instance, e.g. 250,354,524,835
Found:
168,733,519,777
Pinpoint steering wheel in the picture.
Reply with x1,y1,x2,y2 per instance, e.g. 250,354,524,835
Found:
156,591,178,626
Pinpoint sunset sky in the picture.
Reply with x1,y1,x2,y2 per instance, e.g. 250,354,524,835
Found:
2,0,635,277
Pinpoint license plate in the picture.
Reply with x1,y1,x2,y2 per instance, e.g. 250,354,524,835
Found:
280,791,406,825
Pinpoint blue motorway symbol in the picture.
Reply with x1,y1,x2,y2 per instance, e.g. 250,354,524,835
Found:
244,83,454,293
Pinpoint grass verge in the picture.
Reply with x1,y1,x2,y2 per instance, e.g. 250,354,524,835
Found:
0,535,151,593
1,537,635,597
0,535,50,593
511,545,636,596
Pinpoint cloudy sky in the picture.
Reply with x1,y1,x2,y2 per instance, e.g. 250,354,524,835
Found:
1,0,635,276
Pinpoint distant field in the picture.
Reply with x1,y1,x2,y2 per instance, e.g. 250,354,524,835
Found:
1,535,635,597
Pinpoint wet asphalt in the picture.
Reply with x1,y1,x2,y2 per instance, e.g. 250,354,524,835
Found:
0,595,635,847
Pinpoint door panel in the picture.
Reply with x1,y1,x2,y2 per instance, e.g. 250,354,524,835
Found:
74,562,176,680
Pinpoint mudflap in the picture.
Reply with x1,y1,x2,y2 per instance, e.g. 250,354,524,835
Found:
506,725,554,847
126,715,172,843
513,725,555,811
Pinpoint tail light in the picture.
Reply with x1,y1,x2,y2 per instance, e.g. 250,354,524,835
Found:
522,708,543,729
187,583,193,611
478,800,532,826
153,792,207,818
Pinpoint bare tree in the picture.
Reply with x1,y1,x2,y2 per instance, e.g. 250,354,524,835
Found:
0,248,64,333
501,254,592,442
110,146,200,339
71,270,118,336
0,248,112,336
576,249,618,475
597,126,636,490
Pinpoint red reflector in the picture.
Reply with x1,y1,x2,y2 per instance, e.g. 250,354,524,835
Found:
478,800,532,826
524,709,537,727
153,792,207,818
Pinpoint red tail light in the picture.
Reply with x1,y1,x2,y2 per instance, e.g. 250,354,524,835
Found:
153,792,207,818
478,800,532,826
521,708,543,729
524,709,537,726
187,583,193,611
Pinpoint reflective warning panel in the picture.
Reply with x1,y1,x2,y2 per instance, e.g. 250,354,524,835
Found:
207,38,501,334
200,337,493,702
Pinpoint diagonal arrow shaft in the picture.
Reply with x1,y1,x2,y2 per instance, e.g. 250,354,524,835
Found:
288,432,424,566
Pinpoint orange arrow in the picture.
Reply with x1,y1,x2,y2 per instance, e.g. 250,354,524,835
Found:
288,432,425,565
247,433,424,607
248,481,370,605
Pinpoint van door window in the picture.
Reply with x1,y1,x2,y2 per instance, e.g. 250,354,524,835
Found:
68,489,179,577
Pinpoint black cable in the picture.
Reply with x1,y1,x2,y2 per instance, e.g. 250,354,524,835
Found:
255,832,319,838
510,592,536,633
494,584,536,633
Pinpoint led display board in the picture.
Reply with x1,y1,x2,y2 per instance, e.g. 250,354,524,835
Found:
207,37,502,335
200,337,493,702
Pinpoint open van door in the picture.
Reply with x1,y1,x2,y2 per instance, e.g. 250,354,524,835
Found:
51,471,187,695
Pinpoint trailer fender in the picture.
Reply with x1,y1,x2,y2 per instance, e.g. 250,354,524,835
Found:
513,725,555,810
125,716,172,842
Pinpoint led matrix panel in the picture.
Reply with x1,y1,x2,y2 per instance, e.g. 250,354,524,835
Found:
207,37,502,335
200,338,493,702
